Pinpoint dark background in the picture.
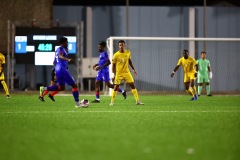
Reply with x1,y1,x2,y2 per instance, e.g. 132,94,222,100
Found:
53,0,240,6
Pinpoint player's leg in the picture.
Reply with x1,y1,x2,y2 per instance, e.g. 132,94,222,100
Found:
0,79,10,98
110,84,119,106
110,75,123,106
197,75,203,96
48,81,59,101
105,81,127,99
65,71,87,108
205,82,212,96
125,73,143,105
190,79,198,100
39,71,65,100
204,75,212,96
184,74,194,100
92,79,101,103
198,83,203,96
184,82,194,100
0,72,10,98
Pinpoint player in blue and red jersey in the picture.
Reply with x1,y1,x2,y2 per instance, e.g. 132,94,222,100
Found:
39,37,87,108
91,41,126,103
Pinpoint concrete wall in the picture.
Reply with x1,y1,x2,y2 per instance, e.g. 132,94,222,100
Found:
0,0,52,53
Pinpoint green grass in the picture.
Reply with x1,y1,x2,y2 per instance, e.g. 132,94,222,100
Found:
0,93,240,160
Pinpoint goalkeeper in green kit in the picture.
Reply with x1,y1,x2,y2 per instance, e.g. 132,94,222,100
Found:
196,51,213,96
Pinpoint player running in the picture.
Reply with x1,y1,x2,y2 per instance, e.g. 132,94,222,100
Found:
39,37,87,108
170,49,198,101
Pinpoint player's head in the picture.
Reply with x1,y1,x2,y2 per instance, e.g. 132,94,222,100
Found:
118,40,125,52
59,37,68,48
182,49,189,59
98,40,106,52
201,51,206,59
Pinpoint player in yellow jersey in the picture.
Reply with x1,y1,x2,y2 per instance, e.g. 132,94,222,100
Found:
170,50,198,101
0,52,10,98
110,40,144,106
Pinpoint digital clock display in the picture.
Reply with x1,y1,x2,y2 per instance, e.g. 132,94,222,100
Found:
14,27,77,65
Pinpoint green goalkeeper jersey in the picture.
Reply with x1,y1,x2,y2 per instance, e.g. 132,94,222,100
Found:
197,59,210,76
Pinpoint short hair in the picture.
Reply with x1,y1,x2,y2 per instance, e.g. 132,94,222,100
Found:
59,37,67,44
201,51,206,54
183,49,189,53
99,40,106,48
118,40,125,44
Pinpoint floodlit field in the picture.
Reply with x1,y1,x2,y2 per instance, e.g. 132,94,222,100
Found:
0,93,240,160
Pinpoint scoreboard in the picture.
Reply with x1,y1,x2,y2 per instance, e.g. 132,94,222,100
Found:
14,27,77,65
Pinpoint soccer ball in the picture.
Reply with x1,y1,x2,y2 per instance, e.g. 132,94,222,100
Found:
81,99,90,107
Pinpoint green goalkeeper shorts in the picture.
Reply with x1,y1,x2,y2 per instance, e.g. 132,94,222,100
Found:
197,74,210,83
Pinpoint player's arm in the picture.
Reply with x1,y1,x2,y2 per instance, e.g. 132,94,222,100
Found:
93,63,98,70
95,60,111,71
195,64,198,77
208,63,212,79
59,54,72,62
112,63,116,79
129,59,137,76
170,65,180,77
0,55,5,76
0,63,4,76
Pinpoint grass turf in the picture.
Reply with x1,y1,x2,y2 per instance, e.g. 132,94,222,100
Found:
0,93,240,160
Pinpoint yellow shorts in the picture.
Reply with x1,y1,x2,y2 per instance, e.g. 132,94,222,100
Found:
114,72,134,85
0,71,4,81
184,72,196,83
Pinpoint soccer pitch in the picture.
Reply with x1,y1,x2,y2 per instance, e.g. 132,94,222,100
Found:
0,93,240,160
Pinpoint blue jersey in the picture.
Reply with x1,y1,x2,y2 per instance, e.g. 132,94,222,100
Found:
54,46,75,86
54,46,68,71
95,50,110,82
98,50,109,71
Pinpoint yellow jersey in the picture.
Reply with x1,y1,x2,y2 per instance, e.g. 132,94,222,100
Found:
0,53,5,71
177,56,197,74
112,50,131,75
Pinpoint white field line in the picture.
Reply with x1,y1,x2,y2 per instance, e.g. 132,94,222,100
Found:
1,110,239,114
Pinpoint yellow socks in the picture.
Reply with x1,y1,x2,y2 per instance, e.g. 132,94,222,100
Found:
186,88,194,97
1,80,9,96
111,90,117,103
192,86,197,95
131,88,139,102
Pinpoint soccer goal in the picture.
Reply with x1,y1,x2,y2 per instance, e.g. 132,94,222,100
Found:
106,37,240,95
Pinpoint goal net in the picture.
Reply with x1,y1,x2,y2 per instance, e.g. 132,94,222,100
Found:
106,37,240,95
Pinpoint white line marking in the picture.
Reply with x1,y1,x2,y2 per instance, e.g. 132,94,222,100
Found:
1,110,239,114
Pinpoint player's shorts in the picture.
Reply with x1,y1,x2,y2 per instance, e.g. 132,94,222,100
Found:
51,67,56,82
197,74,210,83
114,72,134,85
184,72,196,83
0,70,4,81
55,68,76,86
96,70,110,82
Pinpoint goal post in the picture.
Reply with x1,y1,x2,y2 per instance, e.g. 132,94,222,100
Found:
106,37,240,96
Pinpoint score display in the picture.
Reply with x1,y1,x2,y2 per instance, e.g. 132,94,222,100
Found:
14,27,77,65
15,35,76,54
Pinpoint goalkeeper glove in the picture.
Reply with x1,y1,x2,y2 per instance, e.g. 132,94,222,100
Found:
209,72,213,79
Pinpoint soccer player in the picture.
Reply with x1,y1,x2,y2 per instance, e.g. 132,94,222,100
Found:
170,49,198,101
92,41,127,103
196,51,213,96
39,37,87,108
0,52,10,98
38,67,59,102
110,40,144,106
